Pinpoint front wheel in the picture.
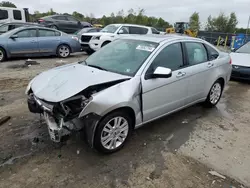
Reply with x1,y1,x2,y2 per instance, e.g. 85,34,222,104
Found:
0,48,6,62
204,80,223,107
57,45,70,58
94,111,132,153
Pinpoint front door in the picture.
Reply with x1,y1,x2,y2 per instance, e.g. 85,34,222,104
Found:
141,42,190,122
7,28,39,56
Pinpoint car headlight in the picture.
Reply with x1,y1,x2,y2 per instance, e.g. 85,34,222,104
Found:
92,36,100,40
72,35,79,42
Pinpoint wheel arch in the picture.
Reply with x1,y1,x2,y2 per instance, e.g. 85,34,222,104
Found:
0,46,8,58
216,77,225,90
101,40,111,47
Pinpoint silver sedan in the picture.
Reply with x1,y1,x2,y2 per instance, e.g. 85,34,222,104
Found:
26,35,232,153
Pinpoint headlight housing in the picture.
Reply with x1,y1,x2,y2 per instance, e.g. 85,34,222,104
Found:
72,35,79,42
92,36,101,40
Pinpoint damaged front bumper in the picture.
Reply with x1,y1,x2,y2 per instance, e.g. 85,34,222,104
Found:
27,94,101,146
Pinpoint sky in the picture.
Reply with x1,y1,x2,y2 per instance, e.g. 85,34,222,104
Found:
11,0,250,28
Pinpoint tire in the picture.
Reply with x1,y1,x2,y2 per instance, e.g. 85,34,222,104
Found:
57,44,71,58
50,25,58,30
101,41,110,48
93,110,133,153
204,80,223,107
0,47,6,62
86,49,94,55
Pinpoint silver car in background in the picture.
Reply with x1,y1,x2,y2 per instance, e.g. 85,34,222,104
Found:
26,35,232,153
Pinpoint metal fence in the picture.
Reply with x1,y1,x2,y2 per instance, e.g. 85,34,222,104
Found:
197,31,250,47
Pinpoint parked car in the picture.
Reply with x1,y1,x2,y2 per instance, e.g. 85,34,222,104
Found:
37,15,92,34
26,35,232,153
0,7,29,24
72,27,102,41
0,22,42,34
0,26,81,62
230,41,250,80
80,24,161,54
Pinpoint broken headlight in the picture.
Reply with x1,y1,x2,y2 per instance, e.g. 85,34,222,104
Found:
53,95,92,118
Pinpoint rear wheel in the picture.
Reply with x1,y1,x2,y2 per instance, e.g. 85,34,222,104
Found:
0,47,6,62
94,111,132,153
204,80,223,107
57,45,70,58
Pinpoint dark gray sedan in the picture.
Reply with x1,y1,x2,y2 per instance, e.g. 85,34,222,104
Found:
0,26,81,62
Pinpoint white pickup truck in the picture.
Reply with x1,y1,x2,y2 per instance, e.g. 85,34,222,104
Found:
80,24,163,54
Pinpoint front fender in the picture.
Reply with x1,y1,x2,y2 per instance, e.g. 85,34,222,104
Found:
79,76,142,124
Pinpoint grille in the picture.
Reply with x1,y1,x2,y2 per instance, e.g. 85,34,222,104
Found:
81,35,92,42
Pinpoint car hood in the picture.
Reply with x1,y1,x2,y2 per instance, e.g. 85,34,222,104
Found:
230,52,250,67
30,63,130,102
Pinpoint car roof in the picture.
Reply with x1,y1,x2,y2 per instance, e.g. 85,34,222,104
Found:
119,34,201,43
0,21,40,25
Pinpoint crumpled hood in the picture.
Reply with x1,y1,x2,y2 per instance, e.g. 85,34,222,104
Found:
230,52,250,67
30,63,130,102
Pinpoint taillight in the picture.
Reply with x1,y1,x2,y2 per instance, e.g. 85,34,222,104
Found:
38,19,45,23
229,58,232,64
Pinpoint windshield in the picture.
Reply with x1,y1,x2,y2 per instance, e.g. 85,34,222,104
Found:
235,41,250,54
101,24,120,33
82,39,158,76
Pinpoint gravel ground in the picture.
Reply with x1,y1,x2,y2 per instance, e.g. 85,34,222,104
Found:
0,53,249,188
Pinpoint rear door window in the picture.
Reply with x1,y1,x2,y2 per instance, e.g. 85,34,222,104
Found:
13,10,22,20
129,26,148,34
205,44,219,60
184,42,208,66
0,10,8,20
53,16,67,21
38,29,56,37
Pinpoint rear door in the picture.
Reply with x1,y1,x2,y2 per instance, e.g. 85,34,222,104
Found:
38,29,61,54
7,28,39,56
182,41,210,102
52,16,69,32
66,16,80,33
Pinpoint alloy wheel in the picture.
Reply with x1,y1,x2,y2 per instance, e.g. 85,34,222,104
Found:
101,116,129,150
210,83,222,104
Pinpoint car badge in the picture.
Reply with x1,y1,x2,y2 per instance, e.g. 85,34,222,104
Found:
234,66,239,69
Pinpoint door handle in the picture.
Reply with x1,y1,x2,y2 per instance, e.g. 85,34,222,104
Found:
31,40,37,43
176,71,186,78
207,62,214,68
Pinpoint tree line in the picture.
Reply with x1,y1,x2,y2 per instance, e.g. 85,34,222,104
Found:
0,1,248,34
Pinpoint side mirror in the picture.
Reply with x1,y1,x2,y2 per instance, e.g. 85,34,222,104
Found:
118,30,124,34
146,67,172,79
10,34,18,39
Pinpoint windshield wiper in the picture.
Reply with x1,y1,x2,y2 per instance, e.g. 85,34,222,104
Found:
87,64,108,71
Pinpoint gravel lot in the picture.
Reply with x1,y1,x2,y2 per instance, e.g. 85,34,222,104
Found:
0,53,249,188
